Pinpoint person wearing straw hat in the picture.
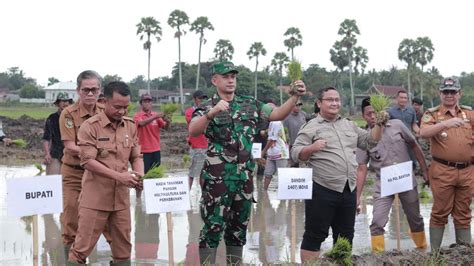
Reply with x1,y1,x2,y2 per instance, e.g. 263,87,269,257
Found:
42,92,73,175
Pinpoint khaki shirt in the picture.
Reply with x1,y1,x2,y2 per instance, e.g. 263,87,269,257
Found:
291,115,378,193
421,105,473,162
356,120,417,191
59,101,104,165
77,112,142,211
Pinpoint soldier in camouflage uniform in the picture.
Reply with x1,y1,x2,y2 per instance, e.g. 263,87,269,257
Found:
189,61,306,265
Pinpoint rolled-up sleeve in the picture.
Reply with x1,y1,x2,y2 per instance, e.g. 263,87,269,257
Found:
78,122,98,166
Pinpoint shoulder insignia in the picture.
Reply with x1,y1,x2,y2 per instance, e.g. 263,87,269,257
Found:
422,114,432,123
65,117,74,129
427,106,440,113
460,105,472,110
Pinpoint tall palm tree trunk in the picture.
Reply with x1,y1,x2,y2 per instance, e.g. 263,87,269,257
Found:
147,37,151,93
407,68,412,102
178,36,184,111
348,54,354,115
254,58,258,99
420,67,424,100
279,67,283,105
195,36,203,90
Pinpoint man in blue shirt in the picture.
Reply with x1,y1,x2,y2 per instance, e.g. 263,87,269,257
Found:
388,90,420,136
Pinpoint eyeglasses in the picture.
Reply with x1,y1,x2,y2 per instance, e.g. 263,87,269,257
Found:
295,103,303,107
80,87,100,94
321,98,341,103
441,90,458,95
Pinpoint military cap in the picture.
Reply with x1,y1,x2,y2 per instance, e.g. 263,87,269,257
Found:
54,92,73,105
210,61,239,75
439,77,461,91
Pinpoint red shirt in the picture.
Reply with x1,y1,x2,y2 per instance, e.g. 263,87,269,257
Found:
134,111,166,153
185,106,208,149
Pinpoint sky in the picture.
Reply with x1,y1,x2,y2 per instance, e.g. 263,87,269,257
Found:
1,0,473,87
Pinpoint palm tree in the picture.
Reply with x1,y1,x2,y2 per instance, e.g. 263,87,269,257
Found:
425,66,442,107
398,38,417,102
168,9,189,108
247,42,267,99
283,27,302,60
136,16,162,93
190,16,214,90
352,46,369,75
271,52,290,105
415,37,435,100
337,19,362,112
213,39,234,61
48,77,59,86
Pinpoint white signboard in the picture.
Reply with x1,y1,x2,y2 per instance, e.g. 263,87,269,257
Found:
251,143,262,159
277,168,313,200
381,161,413,197
143,176,190,214
7,175,63,217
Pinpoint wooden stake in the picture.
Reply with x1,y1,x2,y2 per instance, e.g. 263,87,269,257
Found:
33,215,39,266
166,212,174,265
394,194,401,251
291,200,296,263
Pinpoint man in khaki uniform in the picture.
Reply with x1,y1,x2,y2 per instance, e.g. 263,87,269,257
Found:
420,77,474,251
59,70,106,253
68,81,143,265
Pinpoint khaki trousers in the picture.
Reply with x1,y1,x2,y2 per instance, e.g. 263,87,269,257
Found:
61,164,84,246
429,162,473,228
68,207,131,264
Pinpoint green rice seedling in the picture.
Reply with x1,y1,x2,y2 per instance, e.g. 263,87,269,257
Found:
162,103,179,116
288,60,303,82
183,154,191,166
369,93,390,113
287,60,303,95
11,138,27,148
34,163,44,175
142,164,166,179
325,236,353,266
127,102,136,115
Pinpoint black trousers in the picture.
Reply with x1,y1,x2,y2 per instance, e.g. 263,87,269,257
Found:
301,181,356,251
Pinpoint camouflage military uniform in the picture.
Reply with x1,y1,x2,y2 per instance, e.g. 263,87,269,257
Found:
193,93,273,248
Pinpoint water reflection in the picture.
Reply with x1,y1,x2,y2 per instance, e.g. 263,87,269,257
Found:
1,166,473,265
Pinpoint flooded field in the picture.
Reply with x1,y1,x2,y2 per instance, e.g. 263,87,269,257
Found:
0,165,472,265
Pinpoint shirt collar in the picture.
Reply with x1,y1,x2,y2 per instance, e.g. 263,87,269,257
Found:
98,112,124,128
316,114,342,123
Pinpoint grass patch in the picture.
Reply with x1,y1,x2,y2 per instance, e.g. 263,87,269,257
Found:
0,103,187,123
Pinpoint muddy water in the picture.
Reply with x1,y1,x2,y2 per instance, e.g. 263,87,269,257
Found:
0,165,471,265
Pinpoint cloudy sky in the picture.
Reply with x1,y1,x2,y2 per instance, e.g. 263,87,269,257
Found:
1,0,473,86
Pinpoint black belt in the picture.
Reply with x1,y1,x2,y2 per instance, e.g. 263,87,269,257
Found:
432,157,472,169
63,163,84,170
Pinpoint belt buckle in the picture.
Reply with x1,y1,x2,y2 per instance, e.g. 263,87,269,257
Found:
454,162,467,169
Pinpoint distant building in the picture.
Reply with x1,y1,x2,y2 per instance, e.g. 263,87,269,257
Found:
0,87,19,102
43,81,77,103
355,84,406,108
138,89,194,104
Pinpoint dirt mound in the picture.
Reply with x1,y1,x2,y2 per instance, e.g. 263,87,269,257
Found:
0,115,189,165
316,244,474,265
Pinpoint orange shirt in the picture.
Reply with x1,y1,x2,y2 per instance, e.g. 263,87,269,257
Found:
133,111,166,153
421,105,474,162
78,112,142,211
59,101,104,165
